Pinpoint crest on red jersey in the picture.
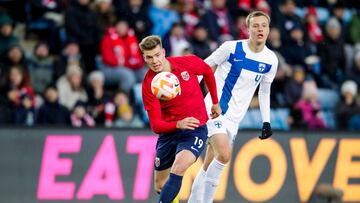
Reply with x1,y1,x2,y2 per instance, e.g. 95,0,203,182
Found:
155,157,160,167
181,71,190,81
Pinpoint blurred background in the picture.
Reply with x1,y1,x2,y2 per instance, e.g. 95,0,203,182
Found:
0,0,359,202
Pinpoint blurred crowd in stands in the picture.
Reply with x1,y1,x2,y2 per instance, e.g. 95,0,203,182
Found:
0,0,360,130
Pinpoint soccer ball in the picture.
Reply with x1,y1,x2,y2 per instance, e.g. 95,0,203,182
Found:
151,72,181,100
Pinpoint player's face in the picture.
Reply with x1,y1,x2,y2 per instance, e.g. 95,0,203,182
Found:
142,45,166,73
248,16,270,45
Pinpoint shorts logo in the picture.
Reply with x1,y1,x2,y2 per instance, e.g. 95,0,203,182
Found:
214,121,222,128
181,71,190,81
155,157,160,167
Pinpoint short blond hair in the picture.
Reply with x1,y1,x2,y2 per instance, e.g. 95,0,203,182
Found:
139,35,163,52
246,11,271,28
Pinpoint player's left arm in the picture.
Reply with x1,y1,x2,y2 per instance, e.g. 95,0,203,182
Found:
258,56,278,139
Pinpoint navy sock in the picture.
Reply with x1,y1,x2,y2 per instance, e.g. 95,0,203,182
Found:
158,173,183,203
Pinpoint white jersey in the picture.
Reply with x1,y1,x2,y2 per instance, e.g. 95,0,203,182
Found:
205,39,278,125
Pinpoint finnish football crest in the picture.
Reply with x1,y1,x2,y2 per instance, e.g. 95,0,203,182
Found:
258,63,266,72
155,157,160,167
214,121,222,128
181,71,190,81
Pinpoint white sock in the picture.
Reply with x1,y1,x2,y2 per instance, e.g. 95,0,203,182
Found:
202,159,226,203
187,167,206,203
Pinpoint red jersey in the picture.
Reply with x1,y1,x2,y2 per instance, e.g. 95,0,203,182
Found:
142,55,218,134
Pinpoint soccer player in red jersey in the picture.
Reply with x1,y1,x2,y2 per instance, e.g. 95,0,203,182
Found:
140,35,221,203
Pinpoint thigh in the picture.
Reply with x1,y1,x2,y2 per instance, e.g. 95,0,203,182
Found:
177,125,208,159
208,133,233,159
154,135,177,171
171,149,197,176
207,115,238,144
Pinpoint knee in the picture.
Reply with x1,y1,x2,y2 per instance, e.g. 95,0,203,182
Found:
171,163,188,176
216,150,231,164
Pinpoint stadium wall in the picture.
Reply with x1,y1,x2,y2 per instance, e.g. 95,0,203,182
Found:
0,128,359,203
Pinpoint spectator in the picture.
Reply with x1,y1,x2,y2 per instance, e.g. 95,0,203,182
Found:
335,80,360,130
1,65,35,125
305,6,323,45
282,25,312,67
37,85,70,125
180,0,201,37
28,41,54,94
189,23,216,59
91,0,116,38
348,9,360,44
86,70,112,125
56,65,88,110
65,0,99,73
330,2,348,42
26,0,64,53
118,0,153,40
0,44,29,73
235,10,249,40
148,0,180,38
99,19,146,93
113,91,144,128
53,40,85,81
163,22,190,56
227,0,270,15
267,26,284,53
70,100,95,127
293,80,326,129
284,66,305,107
0,12,17,57
276,0,304,44
200,0,237,43
348,51,360,87
318,17,346,89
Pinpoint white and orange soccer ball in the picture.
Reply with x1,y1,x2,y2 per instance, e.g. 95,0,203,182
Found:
151,72,181,101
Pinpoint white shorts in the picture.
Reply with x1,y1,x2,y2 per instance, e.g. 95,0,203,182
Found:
206,115,239,144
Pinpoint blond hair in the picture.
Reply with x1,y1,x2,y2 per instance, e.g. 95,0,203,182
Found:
246,11,271,28
139,35,163,52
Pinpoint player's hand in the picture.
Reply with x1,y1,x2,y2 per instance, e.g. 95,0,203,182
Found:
176,117,200,130
210,103,221,119
259,122,272,140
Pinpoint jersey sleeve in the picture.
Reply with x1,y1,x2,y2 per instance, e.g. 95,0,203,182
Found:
204,41,232,67
142,80,177,134
189,56,219,104
262,52,279,83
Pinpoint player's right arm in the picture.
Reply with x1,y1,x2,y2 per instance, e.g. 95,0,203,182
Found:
204,41,233,72
142,79,200,134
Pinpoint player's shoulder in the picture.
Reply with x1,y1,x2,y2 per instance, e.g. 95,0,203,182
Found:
263,46,278,63
168,55,201,63
220,39,243,48
142,70,155,88
168,55,203,67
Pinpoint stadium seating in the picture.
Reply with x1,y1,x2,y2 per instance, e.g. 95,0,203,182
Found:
132,83,149,124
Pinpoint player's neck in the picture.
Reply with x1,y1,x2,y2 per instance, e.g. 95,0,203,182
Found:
248,39,265,53
162,59,172,72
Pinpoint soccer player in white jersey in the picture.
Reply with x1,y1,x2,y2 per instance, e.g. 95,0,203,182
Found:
188,11,278,203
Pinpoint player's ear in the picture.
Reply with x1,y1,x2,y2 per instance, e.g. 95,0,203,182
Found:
161,48,166,56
